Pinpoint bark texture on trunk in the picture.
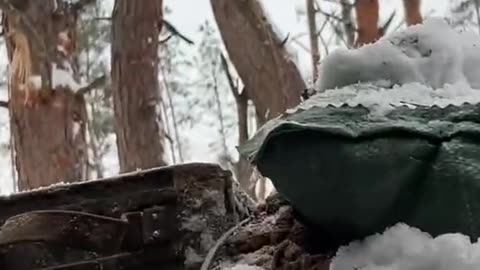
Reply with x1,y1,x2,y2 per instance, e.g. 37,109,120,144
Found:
211,0,305,199
4,1,88,191
306,0,320,82
355,0,380,46
211,0,306,124
403,0,423,26
340,0,355,48
111,0,166,172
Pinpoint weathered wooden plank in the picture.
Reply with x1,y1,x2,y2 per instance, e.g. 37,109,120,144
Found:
0,163,227,223
0,210,127,253
35,246,181,270
56,188,177,217
0,163,244,270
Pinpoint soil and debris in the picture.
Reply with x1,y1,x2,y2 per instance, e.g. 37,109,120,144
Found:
210,193,331,270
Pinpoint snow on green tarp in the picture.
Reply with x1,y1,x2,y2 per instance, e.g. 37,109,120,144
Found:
238,82,480,245
239,18,480,245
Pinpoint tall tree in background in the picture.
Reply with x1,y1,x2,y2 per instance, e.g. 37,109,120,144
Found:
403,0,423,26
211,0,306,197
195,21,236,167
211,0,306,125
158,21,191,164
306,0,320,82
1,1,95,190
77,2,112,179
340,0,356,48
355,0,380,46
111,0,166,172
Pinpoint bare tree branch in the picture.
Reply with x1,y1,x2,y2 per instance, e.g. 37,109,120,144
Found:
317,9,344,22
220,53,249,144
317,15,330,35
220,53,239,98
318,30,329,55
159,34,173,44
289,36,311,54
328,17,349,47
161,19,194,45
159,99,177,164
323,0,356,6
279,32,289,47
0,100,8,108
92,17,111,21
76,74,107,96
160,63,184,163
379,11,396,36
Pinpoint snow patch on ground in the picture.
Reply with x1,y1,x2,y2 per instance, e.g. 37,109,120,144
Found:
330,223,480,270
221,264,266,270
181,214,206,232
185,246,204,266
317,17,480,92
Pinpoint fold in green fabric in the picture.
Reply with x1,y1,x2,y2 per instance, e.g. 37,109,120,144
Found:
239,104,480,243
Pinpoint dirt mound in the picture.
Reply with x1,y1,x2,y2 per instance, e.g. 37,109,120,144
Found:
212,194,331,270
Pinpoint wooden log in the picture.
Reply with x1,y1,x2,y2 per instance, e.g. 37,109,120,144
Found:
0,163,252,270
0,163,219,223
0,210,128,253
7,246,181,270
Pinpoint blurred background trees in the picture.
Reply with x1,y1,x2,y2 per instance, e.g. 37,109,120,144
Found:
0,0,477,201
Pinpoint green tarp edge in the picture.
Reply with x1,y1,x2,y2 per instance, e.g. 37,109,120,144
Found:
238,104,480,244
239,104,480,162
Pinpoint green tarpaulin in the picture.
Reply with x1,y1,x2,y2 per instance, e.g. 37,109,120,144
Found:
239,104,480,243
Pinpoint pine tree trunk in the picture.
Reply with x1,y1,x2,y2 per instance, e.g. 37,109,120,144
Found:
111,0,167,172
306,0,320,82
355,0,380,46
211,0,306,198
211,0,306,124
403,0,422,26
3,1,88,191
340,0,355,48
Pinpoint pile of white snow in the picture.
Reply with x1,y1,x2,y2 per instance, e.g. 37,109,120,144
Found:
221,264,265,270
317,17,480,92
330,223,480,270
287,18,480,117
